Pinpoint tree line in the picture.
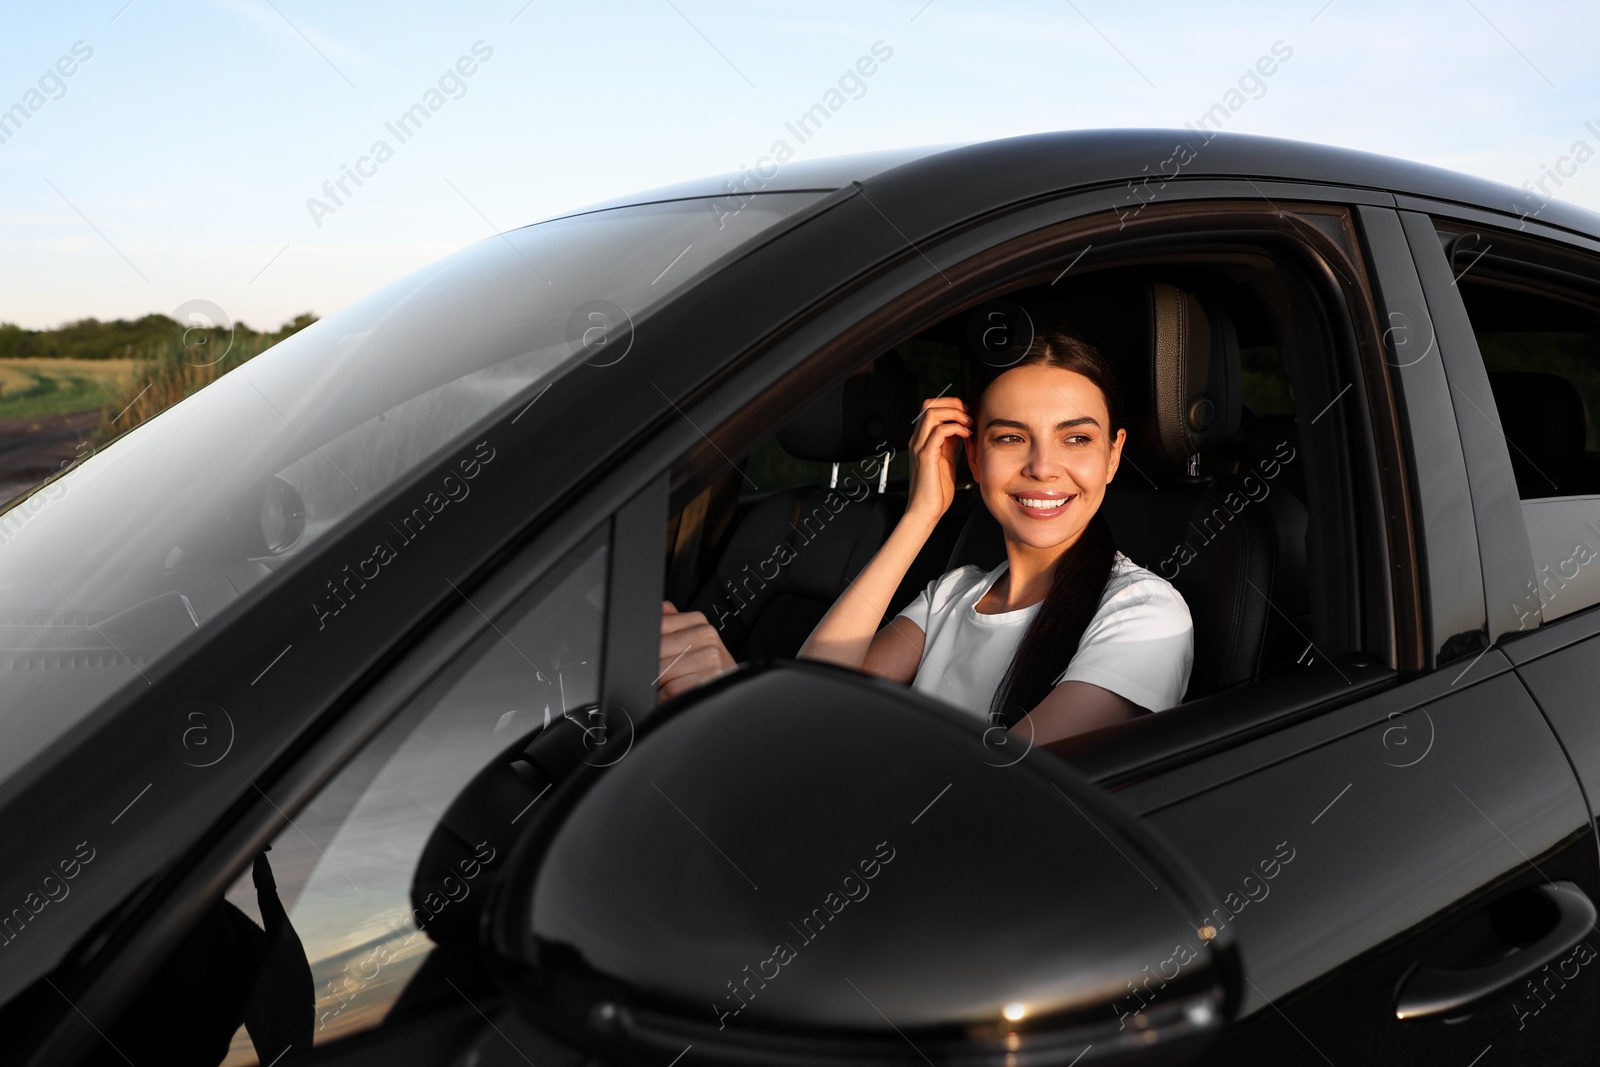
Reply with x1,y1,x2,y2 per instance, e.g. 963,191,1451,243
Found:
0,312,317,361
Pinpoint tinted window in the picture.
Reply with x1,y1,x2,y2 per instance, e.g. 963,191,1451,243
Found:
0,192,824,787
1241,343,1294,415
1444,225,1600,621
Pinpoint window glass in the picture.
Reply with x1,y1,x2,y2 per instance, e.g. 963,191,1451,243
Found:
1446,227,1600,620
200,527,609,1064
1241,343,1294,415
0,191,823,792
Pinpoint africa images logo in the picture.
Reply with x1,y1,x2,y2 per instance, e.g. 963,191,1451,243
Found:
311,439,496,630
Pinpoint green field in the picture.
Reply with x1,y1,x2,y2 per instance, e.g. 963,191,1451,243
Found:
0,311,316,434
0,358,141,421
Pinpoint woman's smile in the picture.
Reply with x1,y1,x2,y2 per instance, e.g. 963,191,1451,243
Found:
1010,492,1077,518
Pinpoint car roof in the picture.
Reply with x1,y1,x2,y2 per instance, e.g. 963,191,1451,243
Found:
544,128,1600,242
565,143,964,212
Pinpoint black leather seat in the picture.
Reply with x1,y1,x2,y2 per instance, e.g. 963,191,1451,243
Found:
1488,370,1600,497
685,353,951,661
943,281,1310,702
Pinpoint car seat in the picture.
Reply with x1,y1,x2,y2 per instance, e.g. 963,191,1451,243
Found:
683,353,947,660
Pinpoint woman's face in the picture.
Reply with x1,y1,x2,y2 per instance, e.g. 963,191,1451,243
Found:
963,364,1126,553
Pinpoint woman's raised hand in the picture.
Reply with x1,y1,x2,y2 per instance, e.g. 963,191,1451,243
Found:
905,396,972,524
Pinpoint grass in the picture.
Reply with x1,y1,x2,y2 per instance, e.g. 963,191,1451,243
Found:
0,313,314,448
0,358,141,422
0,322,310,459
88,340,269,448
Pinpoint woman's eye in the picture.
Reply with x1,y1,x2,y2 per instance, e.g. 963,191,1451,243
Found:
995,434,1022,444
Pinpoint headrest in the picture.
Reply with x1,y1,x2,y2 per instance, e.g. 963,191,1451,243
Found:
778,351,921,463
1017,281,1242,469
1142,282,1242,463
1487,370,1588,496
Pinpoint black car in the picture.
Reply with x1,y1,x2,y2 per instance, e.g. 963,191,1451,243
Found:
6,128,1600,1066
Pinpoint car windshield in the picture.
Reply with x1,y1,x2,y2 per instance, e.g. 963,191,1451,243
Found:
0,191,826,785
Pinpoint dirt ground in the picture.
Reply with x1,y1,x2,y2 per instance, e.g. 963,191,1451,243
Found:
0,409,101,506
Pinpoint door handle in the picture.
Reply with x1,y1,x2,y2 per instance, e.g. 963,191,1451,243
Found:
1395,880,1596,1020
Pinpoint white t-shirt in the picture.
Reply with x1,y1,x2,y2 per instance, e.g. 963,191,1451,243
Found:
893,552,1194,724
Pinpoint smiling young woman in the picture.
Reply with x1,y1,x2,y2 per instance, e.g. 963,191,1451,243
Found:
792,330,1194,745
657,331,1194,747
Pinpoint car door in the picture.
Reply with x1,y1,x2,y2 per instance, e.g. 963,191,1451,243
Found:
1105,204,1600,1065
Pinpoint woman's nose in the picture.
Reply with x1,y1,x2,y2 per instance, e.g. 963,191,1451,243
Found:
1024,446,1065,480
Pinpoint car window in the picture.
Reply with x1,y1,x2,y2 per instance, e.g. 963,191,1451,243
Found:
676,242,1364,719
1441,224,1600,621
101,526,611,1066
1241,342,1294,415
0,191,824,793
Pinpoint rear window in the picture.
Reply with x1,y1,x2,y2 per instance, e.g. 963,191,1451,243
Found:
1443,223,1600,622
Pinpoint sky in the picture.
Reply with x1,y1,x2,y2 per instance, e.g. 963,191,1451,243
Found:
3,0,1599,332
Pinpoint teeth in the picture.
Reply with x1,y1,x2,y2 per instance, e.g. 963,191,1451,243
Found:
1013,495,1068,509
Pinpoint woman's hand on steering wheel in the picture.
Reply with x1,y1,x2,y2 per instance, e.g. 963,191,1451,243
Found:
658,601,738,702
905,395,972,526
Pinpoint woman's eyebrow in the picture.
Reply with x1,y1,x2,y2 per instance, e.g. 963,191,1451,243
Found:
984,416,1101,431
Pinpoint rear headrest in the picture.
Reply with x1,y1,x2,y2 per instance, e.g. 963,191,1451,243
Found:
1143,282,1242,463
1021,280,1242,468
1487,370,1588,496
778,351,921,463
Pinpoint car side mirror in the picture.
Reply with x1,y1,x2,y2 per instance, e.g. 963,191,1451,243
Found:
484,660,1241,1066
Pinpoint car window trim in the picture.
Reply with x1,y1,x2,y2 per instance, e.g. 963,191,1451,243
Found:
1393,192,1600,259
1398,209,1540,644
1356,205,1490,668
1114,648,1514,815
601,472,669,733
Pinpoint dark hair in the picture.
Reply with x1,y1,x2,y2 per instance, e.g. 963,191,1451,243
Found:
975,331,1127,730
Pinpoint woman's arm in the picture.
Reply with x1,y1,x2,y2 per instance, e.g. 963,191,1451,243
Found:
798,393,970,674
861,615,926,684
797,513,937,673
1011,680,1147,747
